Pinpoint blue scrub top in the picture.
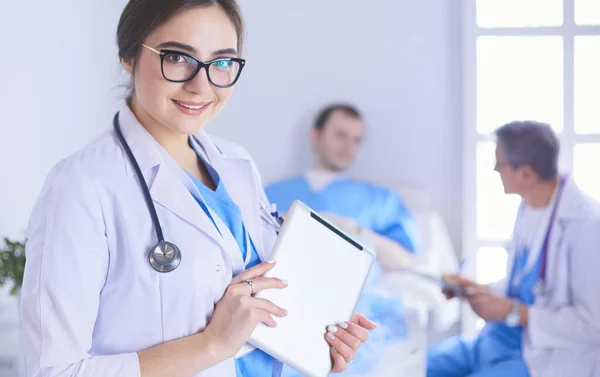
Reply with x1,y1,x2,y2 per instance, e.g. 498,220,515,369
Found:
183,161,281,377
478,246,541,360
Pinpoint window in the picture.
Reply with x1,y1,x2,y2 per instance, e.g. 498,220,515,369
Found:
574,144,600,202
476,0,563,28
574,36,600,134
575,0,600,25
476,36,564,134
463,0,600,337
475,142,520,240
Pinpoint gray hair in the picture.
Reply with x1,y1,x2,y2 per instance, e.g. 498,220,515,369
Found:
494,120,560,181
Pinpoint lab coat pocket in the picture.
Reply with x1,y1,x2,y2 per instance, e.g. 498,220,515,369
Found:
156,234,232,338
95,273,163,354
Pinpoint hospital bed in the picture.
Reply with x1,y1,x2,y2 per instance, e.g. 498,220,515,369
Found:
356,181,461,377
387,181,461,345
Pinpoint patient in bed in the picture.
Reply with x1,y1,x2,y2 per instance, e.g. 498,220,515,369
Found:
266,103,421,375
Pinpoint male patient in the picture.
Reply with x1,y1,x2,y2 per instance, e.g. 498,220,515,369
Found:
268,104,420,376
266,103,420,270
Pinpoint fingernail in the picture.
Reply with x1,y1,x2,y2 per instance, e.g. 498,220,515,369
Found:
282,308,288,315
280,279,288,285
466,287,476,295
267,259,276,264
327,332,335,340
338,322,349,329
327,325,338,333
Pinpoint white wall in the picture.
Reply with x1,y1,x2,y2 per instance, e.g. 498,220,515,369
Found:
214,1,464,248
0,0,126,240
1,0,463,244
0,1,126,374
0,1,462,372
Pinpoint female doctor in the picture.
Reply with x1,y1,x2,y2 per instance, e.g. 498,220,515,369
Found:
19,1,376,376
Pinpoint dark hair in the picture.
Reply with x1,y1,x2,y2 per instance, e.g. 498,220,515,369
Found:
314,103,362,131
495,120,560,181
117,0,244,71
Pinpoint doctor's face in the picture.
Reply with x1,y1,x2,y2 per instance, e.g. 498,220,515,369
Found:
312,110,364,171
495,142,522,194
122,5,240,135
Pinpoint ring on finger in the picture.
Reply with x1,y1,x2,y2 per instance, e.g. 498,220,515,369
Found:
245,278,255,294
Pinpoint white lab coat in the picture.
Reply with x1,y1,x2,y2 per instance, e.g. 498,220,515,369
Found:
493,177,600,377
20,103,279,377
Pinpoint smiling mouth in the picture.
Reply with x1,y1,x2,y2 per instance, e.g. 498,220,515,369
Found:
173,100,208,110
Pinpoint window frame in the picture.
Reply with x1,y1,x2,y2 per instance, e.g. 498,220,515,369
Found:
462,0,600,337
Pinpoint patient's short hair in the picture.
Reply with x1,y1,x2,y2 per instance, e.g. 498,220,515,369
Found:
495,120,560,181
314,104,362,131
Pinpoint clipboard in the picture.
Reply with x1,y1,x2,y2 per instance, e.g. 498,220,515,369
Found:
396,268,467,297
248,200,375,377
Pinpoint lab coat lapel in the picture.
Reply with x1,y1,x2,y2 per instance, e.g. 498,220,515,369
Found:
543,177,586,293
521,177,571,275
157,143,246,274
195,132,265,261
116,103,224,249
217,158,264,257
149,164,224,248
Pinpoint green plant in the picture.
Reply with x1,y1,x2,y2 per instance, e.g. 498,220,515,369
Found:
0,237,26,296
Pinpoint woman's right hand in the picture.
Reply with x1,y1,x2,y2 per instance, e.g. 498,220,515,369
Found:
203,261,288,359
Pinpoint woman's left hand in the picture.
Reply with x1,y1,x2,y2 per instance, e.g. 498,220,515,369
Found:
326,312,376,373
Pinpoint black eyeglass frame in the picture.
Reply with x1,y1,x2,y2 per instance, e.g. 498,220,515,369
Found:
142,44,246,88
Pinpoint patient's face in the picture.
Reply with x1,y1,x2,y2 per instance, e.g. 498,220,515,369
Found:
313,110,364,171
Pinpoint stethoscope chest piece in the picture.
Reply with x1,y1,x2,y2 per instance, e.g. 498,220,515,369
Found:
148,241,182,273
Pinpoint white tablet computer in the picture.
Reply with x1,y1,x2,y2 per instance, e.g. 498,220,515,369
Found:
248,200,375,377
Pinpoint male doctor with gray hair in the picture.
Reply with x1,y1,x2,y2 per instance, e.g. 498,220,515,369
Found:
427,120,600,377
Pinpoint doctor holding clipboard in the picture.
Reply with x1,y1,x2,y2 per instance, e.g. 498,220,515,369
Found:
19,1,376,376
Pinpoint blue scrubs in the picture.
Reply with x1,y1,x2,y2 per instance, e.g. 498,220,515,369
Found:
184,162,282,377
266,176,415,376
265,176,420,253
426,247,537,377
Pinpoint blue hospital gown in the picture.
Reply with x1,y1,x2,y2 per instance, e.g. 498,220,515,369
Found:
266,175,418,375
265,176,419,253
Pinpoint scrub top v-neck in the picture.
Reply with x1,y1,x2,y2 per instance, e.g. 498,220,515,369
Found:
182,156,280,377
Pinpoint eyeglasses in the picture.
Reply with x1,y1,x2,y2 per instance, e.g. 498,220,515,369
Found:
141,44,246,88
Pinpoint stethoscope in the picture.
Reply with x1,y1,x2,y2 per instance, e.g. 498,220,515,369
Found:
509,174,567,297
113,112,283,273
